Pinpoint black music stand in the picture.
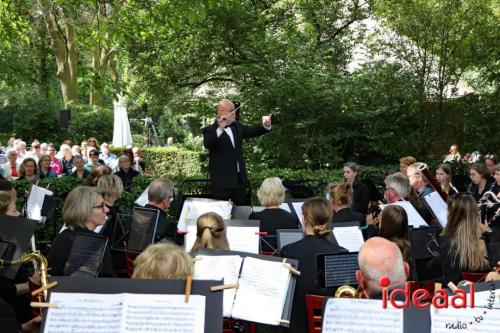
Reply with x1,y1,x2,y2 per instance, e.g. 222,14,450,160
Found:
127,207,160,253
317,252,359,288
409,225,441,282
0,215,38,279
482,229,500,267
108,213,133,252
63,233,108,277
276,229,303,251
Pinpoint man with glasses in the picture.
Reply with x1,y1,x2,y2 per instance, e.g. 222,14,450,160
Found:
202,99,272,205
384,172,411,203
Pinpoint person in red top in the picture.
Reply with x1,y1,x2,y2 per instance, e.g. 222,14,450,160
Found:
0,149,20,179
47,144,63,175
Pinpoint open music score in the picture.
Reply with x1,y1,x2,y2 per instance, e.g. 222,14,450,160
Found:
193,254,294,326
27,185,54,221
322,298,403,333
380,201,428,228
43,292,205,333
178,198,232,231
332,226,364,252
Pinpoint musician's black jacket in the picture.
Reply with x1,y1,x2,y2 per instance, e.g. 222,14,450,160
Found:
351,180,370,215
331,207,366,227
47,227,114,277
280,235,347,333
202,120,270,189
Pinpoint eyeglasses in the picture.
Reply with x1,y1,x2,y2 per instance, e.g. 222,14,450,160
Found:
384,187,394,192
92,202,107,211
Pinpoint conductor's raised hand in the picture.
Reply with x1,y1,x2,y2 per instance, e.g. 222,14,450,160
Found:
218,116,229,130
262,115,272,127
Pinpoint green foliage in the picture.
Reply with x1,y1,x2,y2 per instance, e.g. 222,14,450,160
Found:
67,104,114,144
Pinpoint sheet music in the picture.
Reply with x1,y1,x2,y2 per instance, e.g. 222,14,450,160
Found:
178,198,232,231
185,225,259,254
423,192,448,228
231,256,291,325
226,227,259,254
332,226,365,252
252,204,291,214
431,306,500,333
44,292,205,333
380,201,428,227
27,185,53,221
193,255,243,317
291,202,304,226
134,186,149,207
322,298,403,333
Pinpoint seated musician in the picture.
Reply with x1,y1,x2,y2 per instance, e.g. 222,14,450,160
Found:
280,197,347,333
96,175,124,237
47,186,113,277
132,242,192,279
190,212,229,253
356,237,410,299
143,178,180,244
248,177,298,251
435,164,458,196
468,163,493,202
343,162,370,215
329,182,365,226
406,163,434,223
438,194,491,284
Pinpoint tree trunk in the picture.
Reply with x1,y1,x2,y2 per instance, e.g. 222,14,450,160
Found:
39,3,79,106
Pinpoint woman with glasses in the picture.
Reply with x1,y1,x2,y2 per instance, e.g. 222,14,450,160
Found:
439,194,491,284
37,154,57,179
435,164,458,196
87,137,99,149
467,163,492,202
47,186,113,276
190,212,229,253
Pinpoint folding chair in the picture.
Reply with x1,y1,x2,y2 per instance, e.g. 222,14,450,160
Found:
305,294,325,333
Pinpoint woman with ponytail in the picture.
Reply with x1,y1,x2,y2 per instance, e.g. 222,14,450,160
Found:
280,197,347,333
190,212,230,253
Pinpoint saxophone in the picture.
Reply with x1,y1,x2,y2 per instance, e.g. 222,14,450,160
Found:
0,251,49,304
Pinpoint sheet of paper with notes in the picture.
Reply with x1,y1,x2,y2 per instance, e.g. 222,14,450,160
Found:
178,198,232,231
193,255,292,325
43,292,205,333
322,298,403,333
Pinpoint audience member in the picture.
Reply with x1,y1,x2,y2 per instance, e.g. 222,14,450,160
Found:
132,147,146,173
356,237,410,299
99,142,117,168
114,155,140,191
132,242,192,279
120,148,142,173
443,144,461,163
329,182,365,226
87,137,99,149
280,197,346,333
0,149,20,180
18,158,39,182
248,177,299,251
47,144,62,175
37,154,57,179
69,155,89,180
60,144,74,176
343,162,370,215
15,141,27,162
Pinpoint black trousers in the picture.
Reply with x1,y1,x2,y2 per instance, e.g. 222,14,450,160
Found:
212,174,250,205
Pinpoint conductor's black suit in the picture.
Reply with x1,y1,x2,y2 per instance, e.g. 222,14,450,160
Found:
202,120,270,204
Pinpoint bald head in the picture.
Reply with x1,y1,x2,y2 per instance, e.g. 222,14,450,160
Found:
217,99,235,115
356,237,409,298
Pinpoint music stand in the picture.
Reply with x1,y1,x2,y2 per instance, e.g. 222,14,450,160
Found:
317,252,359,288
127,207,160,253
276,229,303,251
409,225,441,282
63,233,108,277
332,221,360,228
108,213,133,252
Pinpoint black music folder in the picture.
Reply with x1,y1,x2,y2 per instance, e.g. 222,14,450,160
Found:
0,215,38,279
41,277,223,333
276,229,303,250
317,252,359,288
409,225,441,282
194,248,298,327
127,207,160,253
482,230,500,267
63,233,108,277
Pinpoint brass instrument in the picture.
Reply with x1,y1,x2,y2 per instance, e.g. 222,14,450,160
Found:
334,285,364,298
478,191,500,207
0,251,49,305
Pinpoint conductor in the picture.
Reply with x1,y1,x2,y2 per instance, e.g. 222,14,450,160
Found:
203,99,272,205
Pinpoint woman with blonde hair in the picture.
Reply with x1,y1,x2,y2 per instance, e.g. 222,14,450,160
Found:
132,242,193,279
249,177,298,251
440,194,491,283
190,212,229,253
329,182,365,226
96,175,124,237
280,197,346,333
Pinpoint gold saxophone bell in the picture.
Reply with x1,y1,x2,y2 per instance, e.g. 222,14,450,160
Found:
334,285,364,298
